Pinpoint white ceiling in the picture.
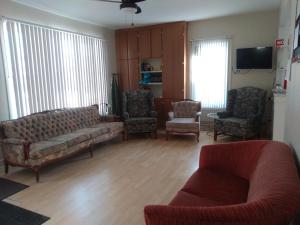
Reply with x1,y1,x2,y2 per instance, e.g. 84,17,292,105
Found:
14,0,281,29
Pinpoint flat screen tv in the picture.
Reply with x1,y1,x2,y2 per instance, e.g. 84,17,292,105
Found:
236,47,273,69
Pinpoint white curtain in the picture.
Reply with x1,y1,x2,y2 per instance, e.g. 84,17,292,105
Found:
190,39,229,109
1,18,109,119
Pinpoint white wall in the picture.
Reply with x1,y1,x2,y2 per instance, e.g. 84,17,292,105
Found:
188,10,279,96
0,0,117,121
280,0,300,165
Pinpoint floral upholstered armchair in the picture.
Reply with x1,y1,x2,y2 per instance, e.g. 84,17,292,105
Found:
166,101,201,142
123,90,157,139
214,87,267,140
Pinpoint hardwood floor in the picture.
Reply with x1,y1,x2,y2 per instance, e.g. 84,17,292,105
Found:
0,133,224,225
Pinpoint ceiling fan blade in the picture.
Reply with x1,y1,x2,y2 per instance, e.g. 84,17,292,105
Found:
95,0,122,3
136,6,142,14
122,0,145,3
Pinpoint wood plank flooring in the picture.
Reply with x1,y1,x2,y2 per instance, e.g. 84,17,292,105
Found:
0,133,226,225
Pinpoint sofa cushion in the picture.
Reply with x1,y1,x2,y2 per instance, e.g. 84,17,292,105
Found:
180,169,249,206
125,117,157,125
90,122,124,133
75,126,110,138
216,117,249,128
170,191,223,207
30,140,67,159
48,132,90,147
166,118,199,133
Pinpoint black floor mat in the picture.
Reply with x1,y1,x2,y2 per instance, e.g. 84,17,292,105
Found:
0,201,49,225
0,178,29,200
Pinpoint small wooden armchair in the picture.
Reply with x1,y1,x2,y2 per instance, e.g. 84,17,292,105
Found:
166,101,201,142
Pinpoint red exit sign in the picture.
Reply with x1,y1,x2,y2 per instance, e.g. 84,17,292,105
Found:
276,39,285,48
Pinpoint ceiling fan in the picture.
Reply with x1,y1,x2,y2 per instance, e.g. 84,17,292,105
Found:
95,0,145,15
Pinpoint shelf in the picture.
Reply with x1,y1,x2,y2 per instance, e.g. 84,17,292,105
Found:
141,71,162,74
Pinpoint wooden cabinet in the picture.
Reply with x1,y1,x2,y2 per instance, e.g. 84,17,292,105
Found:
116,22,188,125
138,28,162,59
138,30,151,59
151,28,163,58
116,31,128,60
127,30,139,59
162,23,186,99
128,59,140,90
119,60,130,91
116,31,140,91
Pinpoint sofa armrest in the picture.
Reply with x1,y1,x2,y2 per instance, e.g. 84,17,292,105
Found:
196,111,201,122
1,138,31,160
145,202,278,225
168,112,175,120
149,111,157,118
199,141,268,179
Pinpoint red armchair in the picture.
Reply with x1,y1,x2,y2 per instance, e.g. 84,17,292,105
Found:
144,141,300,225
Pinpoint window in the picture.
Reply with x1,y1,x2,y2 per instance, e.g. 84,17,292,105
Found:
1,18,109,119
190,39,230,109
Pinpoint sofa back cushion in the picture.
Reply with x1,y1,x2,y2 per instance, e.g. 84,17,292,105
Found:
172,101,201,118
232,87,266,119
247,142,300,214
124,91,153,118
1,105,101,143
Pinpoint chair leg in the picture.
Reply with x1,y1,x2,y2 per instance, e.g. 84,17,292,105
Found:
214,130,218,141
33,167,40,183
153,130,158,139
122,130,126,141
4,161,9,174
89,145,94,158
196,133,200,143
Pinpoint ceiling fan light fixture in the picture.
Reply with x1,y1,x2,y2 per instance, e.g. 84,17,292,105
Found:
120,6,137,15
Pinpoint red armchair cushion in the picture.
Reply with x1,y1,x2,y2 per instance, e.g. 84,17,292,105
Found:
172,169,248,206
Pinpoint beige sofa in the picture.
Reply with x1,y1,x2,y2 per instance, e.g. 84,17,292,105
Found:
0,105,124,182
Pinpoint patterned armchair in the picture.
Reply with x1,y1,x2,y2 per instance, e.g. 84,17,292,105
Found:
123,90,157,139
166,101,201,142
214,87,267,140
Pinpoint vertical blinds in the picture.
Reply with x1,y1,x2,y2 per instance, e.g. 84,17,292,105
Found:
1,18,109,119
190,39,229,109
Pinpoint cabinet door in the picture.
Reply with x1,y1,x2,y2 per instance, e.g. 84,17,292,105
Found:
119,60,130,91
127,30,139,59
162,24,185,99
151,28,162,58
116,31,128,60
138,30,151,59
128,59,140,90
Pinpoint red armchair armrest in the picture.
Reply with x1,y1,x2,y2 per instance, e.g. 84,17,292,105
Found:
145,201,282,225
